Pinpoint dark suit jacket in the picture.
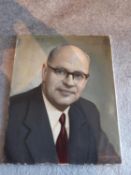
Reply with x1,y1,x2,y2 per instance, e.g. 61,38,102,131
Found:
5,85,121,164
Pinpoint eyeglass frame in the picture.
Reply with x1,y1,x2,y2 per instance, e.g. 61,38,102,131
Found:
47,64,90,82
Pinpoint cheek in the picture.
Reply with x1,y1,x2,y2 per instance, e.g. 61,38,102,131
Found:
46,78,60,93
45,74,56,86
77,83,87,94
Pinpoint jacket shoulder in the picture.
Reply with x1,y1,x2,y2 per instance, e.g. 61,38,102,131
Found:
72,97,99,114
10,85,41,105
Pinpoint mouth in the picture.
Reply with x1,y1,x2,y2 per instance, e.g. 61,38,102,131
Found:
58,89,75,96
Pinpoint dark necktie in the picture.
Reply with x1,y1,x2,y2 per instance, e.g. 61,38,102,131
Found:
56,113,68,163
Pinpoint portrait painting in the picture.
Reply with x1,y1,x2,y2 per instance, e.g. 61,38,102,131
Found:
4,35,121,164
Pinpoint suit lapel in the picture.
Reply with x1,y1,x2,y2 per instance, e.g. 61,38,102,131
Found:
24,87,58,163
68,102,90,164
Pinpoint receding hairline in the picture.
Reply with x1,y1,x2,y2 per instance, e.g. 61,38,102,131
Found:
47,44,90,63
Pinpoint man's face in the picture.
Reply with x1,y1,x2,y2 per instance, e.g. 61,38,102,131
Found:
42,46,90,111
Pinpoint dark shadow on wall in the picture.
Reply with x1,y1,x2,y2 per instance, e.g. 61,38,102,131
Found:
0,0,67,162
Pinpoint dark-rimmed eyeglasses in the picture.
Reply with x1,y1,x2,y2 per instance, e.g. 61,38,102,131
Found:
47,64,89,82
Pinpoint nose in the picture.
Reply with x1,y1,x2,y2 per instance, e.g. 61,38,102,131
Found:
63,74,75,86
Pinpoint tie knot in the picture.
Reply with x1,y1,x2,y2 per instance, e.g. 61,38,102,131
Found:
59,113,65,126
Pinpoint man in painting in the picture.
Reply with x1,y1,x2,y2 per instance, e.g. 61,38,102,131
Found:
5,44,120,164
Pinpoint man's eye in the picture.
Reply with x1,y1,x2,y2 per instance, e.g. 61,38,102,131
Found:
74,73,84,80
55,68,66,75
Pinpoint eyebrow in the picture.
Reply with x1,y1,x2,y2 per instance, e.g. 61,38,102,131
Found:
53,65,88,74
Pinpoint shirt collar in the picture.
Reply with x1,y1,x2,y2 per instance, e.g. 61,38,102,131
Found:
42,91,70,130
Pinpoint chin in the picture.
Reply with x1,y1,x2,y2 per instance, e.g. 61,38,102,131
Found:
58,100,76,107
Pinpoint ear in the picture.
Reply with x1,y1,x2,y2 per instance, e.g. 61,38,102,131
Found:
42,63,47,82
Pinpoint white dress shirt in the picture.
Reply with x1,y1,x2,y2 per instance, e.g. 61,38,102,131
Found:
42,92,70,143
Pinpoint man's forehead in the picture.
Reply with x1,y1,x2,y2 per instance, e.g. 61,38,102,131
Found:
50,45,90,64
